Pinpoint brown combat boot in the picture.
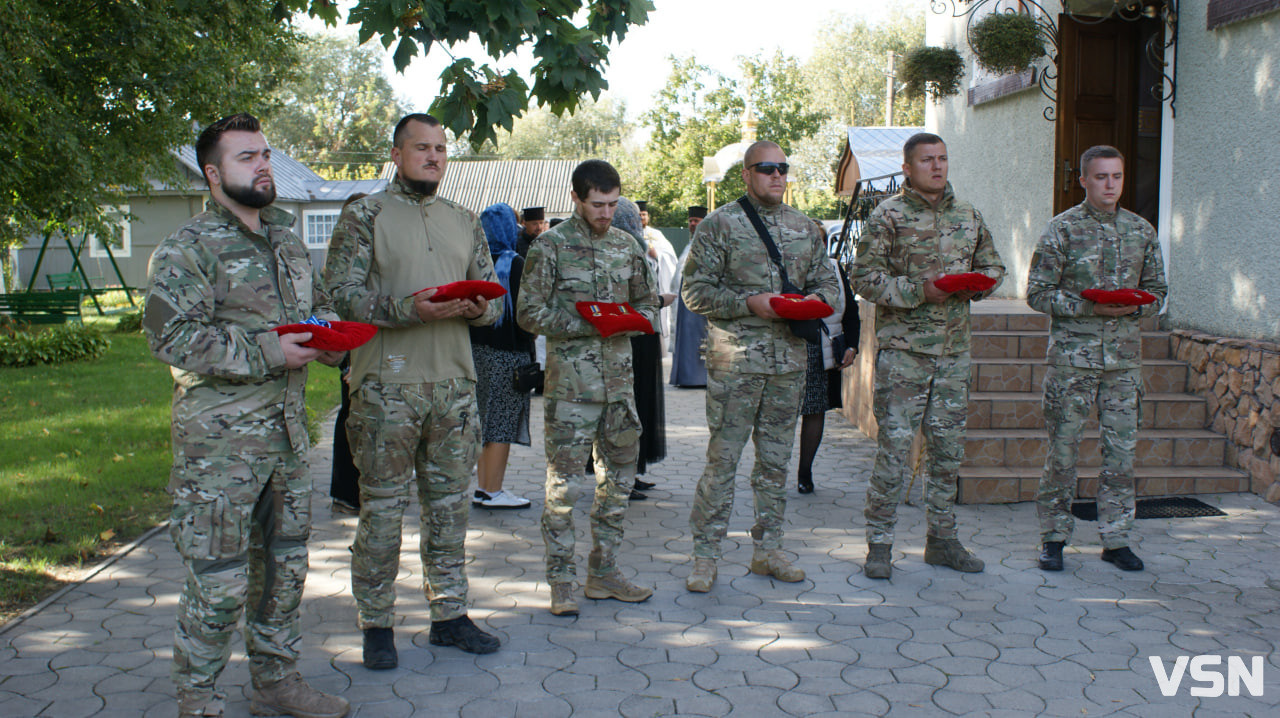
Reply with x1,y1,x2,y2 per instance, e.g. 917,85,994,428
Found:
749,549,805,582
178,689,225,718
686,558,717,592
549,583,579,616
249,673,350,718
924,536,985,573
584,571,654,602
864,543,892,579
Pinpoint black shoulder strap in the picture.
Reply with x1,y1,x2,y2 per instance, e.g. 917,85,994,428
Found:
736,196,792,289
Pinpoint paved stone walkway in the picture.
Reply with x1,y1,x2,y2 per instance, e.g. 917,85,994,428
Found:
3,365,1280,717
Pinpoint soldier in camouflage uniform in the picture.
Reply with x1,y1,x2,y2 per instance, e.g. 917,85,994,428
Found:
682,141,840,593
851,132,1005,580
322,114,502,669
143,114,349,718
1027,145,1167,573
517,161,660,616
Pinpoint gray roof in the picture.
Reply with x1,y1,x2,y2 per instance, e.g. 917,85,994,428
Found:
380,159,577,215
846,126,924,182
171,147,385,203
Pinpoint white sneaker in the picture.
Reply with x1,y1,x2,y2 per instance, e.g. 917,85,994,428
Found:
473,489,531,509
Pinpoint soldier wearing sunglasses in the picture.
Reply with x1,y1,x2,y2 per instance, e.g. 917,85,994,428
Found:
681,141,839,593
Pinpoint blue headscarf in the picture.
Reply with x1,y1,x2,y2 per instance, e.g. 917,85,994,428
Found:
610,197,645,247
481,203,520,327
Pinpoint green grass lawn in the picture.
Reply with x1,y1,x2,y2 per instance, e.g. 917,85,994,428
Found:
0,327,341,620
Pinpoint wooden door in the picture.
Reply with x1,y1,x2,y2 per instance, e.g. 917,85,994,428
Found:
1054,14,1140,214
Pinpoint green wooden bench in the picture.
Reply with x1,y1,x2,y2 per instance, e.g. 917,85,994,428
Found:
46,272,103,291
0,291,84,325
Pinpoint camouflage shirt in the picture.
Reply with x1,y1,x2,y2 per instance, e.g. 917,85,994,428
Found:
143,200,336,460
851,181,1005,356
1027,201,1168,370
322,175,501,386
516,213,659,404
681,197,839,374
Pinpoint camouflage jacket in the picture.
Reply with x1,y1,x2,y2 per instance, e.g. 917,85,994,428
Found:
851,182,1005,356
323,175,500,386
143,200,336,462
1026,201,1168,370
681,197,839,374
516,213,659,404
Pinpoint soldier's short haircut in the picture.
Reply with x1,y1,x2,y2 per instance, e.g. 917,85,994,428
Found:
743,140,783,168
903,132,946,163
571,159,621,199
1080,145,1124,175
196,113,262,183
393,113,443,148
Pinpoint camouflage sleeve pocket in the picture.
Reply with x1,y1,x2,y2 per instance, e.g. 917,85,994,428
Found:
168,493,252,561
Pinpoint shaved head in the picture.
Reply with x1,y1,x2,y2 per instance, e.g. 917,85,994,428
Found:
744,141,782,168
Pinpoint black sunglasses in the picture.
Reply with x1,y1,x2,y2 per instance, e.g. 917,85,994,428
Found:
749,162,789,176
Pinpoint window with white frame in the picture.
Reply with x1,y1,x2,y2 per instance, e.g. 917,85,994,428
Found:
304,210,341,248
89,205,132,258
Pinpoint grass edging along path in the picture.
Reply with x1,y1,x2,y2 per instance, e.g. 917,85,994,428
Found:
0,328,340,622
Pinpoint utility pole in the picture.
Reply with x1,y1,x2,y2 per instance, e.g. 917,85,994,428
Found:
884,50,897,126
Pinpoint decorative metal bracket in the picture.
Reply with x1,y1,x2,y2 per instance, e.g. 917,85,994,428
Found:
929,0,1178,120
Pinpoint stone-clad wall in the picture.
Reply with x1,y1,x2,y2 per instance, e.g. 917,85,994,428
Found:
1171,330,1280,500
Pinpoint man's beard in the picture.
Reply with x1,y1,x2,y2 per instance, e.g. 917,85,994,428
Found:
402,177,439,197
223,178,276,209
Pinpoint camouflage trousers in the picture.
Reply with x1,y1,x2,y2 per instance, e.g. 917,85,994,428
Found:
690,369,803,560
346,379,478,625
865,349,970,545
1038,364,1141,548
168,452,311,694
542,398,640,584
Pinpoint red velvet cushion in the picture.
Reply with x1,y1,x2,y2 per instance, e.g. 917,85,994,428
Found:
933,272,998,293
769,294,834,320
575,301,654,338
413,280,508,302
1081,288,1158,306
272,321,378,351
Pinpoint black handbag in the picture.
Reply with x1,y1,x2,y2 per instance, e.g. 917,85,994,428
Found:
513,363,544,393
736,196,826,345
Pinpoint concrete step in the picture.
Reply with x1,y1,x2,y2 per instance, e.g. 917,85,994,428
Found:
970,358,1188,394
970,330,1171,360
964,428,1228,468
967,391,1206,431
956,465,1251,504
972,312,1161,333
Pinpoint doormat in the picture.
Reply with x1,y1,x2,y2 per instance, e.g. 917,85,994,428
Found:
1070,496,1227,521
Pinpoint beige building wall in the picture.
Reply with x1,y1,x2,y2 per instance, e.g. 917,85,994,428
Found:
1165,0,1279,341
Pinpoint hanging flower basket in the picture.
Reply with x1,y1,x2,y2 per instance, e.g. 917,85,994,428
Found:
969,12,1047,75
900,46,965,101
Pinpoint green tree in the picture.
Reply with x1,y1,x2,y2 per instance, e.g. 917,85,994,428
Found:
802,7,926,128
626,52,825,227
494,97,632,160
286,0,654,150
265,34,407,179
0,0,300,290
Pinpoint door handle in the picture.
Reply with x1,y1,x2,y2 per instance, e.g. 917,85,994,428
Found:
1062,160,1075,191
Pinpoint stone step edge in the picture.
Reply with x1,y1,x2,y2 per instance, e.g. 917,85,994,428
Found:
958,465,1247,479
966,428,1225,440
970,391,1201,402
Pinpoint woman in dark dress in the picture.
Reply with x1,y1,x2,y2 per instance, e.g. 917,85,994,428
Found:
470,203,537,509
610,198,674,499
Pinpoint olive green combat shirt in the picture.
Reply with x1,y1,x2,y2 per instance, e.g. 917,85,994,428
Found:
323,175,501,386
681,196,839,375
852,181,1005,356
1026,201,1167,371
144,200,337,462
516,212,659,405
